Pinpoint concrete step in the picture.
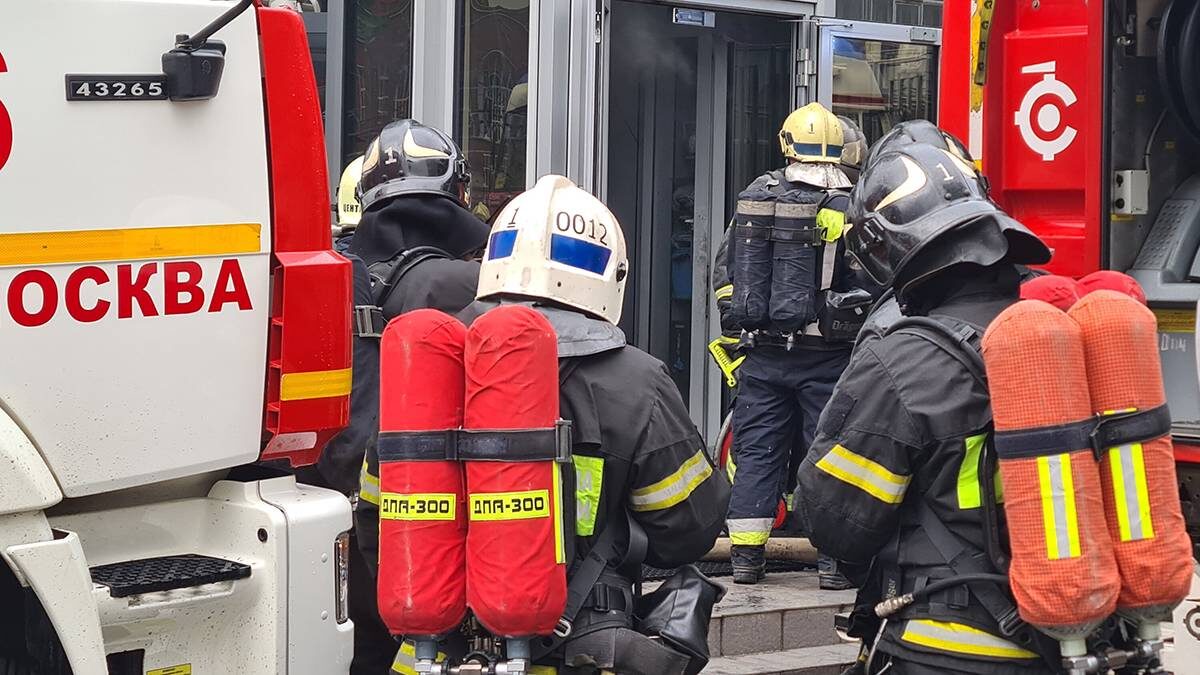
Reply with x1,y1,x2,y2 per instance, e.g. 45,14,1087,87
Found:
704,643,861,675
708,571,858,658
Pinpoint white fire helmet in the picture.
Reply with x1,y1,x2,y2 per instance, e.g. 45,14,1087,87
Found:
477,175,628,324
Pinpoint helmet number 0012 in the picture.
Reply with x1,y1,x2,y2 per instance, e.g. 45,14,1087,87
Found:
554,211,608,246
0,50,11,174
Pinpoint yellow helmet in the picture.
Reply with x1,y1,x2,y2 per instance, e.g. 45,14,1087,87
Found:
336,156,365,231
778,102,844,164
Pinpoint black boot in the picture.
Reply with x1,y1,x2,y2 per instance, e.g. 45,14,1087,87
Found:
818,555,854,591
731,544,766,584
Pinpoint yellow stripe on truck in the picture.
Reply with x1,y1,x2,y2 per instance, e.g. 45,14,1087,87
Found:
0,223,262,266
280,368,353,401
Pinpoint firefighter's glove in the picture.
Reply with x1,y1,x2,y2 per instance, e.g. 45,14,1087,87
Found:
708,335,746,388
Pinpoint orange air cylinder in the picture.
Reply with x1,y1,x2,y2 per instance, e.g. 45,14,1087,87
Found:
376,309,469,639
1068,290,1192,627
981,300,1120,641
463,305,568,638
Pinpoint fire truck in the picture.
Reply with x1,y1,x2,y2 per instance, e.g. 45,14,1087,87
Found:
939,0,1200,552
0,2,354,673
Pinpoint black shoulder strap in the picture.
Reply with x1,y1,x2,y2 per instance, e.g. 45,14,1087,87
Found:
367,245,452,309
886,315,986,385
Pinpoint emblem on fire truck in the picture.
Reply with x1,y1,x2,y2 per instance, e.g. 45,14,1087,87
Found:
1013,61,1078,161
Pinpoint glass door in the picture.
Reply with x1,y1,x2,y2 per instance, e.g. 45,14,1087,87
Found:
601,1,808,438
816,20,941,144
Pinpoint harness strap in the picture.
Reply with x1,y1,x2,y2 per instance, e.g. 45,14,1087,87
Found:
353,305,387,338
377,424,573,463
913,501,1024,637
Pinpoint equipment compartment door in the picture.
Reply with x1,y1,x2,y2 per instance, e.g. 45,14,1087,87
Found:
816,20,941,144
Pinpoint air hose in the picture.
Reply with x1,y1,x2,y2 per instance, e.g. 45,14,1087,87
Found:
874,573,1010,618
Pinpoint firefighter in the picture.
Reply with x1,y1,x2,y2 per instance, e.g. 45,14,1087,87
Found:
345,119,487,675
797,138,1057,674
852,119,994,352
435,175,729,674
333,155,365,252
720,102,872,587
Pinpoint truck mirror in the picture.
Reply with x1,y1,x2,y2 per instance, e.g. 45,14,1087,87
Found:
162,38,226,102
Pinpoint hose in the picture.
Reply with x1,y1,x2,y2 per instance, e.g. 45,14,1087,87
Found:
874,573,1010,618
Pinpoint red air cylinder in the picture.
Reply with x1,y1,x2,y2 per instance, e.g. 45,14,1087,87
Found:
377,309,468,637
1068,290,1192,623
982,300,1120,639
463,305,567,637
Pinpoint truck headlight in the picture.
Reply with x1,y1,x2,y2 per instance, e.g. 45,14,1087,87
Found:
334,531,350,624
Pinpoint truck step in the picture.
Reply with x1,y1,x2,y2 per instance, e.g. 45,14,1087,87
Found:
704,643,861,675
91,554,250,598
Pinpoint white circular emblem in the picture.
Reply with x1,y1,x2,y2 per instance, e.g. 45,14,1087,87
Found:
1013,61,1078,162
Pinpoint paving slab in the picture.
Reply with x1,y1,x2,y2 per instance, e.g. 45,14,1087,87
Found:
704,643,860,675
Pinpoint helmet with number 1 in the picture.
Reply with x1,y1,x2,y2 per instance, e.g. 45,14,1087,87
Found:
779,103,851,188
335,155,365,233
477,175,629,324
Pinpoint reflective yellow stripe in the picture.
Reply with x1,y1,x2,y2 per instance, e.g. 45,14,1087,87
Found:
280,368,353,401
815,444,909,504
1038,454,1081,560
379,493,456,521
630,449,713,512
359,461,380,505
727,518,774,546
391,641,448,675
957,434,986,509
552,464,566,564
0,223,262,266
1109,443,1155,541
901,620,1038,660
715,284,734,300
573,455,604,537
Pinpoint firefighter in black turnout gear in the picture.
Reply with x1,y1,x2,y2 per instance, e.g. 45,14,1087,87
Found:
721,102,874,586
327,119,485,675
797,133,1061,674
407,175,727,675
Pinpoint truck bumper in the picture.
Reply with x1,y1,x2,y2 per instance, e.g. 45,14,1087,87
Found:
24,475,353,675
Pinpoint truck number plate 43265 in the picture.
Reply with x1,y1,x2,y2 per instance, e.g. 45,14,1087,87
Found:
65,75,167,102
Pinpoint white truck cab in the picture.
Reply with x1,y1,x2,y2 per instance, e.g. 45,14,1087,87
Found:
0,2,355,673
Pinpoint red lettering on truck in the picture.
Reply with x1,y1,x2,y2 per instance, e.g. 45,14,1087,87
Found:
0,51,12,174
8,270,57,327
4,259,253,326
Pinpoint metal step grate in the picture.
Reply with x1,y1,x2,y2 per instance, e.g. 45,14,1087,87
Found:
91,554,251,598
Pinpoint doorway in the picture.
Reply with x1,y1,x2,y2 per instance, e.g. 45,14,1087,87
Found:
605,2,799,437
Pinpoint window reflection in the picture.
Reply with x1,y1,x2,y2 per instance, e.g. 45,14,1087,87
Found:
459,0,531,222
831,38,938,143
343,0,415,166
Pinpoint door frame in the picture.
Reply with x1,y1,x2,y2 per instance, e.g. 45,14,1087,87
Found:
815,19,942,111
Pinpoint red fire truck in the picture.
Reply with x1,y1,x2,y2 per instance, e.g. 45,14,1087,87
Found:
939,0,1200,557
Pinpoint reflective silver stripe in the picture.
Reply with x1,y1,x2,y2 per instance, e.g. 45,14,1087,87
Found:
814,444,909,504
391,643,416,675
775,203,819,218
1118,444,1146,540
360,461,381,506
629,449,713,512
727,517,774,545
727,518,775,533
900,620,1038,659
1047,454,1072,559
737,200,776,216
820,243,837,290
